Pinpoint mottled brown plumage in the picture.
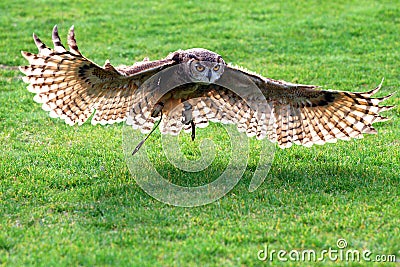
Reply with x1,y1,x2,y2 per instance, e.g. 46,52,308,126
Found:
20,26,394,148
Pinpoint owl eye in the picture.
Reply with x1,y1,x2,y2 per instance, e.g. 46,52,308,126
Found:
195,64,205,72
213,65,220,71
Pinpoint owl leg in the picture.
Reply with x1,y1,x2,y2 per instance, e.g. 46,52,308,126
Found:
182,102,193,124
151,102,164,117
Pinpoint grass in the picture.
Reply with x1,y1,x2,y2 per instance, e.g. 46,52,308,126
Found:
1,0,399,266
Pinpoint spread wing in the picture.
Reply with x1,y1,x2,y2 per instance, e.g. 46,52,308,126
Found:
20,26,394,149
179,66,394,148
19,25,177,126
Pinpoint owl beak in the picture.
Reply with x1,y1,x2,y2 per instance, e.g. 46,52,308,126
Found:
207,69,212,81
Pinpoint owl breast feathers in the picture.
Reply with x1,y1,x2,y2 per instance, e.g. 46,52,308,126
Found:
19,25,394,149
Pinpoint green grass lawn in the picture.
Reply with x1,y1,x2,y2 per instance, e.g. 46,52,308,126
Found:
1,0,399,266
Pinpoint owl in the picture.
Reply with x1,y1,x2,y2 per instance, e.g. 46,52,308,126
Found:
20,26,394,153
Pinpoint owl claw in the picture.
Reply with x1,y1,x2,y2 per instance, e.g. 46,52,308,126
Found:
151,102,164,117
182,102,193,124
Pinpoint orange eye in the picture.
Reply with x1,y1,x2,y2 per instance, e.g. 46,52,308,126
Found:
195,65,205,72
213,65,220,71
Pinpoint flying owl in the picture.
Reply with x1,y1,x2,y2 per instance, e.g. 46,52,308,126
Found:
20,26,394,152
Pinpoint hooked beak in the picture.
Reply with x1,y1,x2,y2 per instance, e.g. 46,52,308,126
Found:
207,69,212,81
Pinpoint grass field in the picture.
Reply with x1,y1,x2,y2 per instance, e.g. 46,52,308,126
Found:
1,0,399,266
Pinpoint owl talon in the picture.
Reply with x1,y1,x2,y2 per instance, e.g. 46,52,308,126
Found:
151,102,164,117
182,102,193,124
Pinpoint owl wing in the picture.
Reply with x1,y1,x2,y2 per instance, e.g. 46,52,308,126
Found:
181,65,394,148
19,25,177,126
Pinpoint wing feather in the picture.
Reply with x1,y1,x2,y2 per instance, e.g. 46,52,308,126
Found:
20,25,177,126
213,66,395,148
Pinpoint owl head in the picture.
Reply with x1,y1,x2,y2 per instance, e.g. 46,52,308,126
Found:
178,48,226,84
